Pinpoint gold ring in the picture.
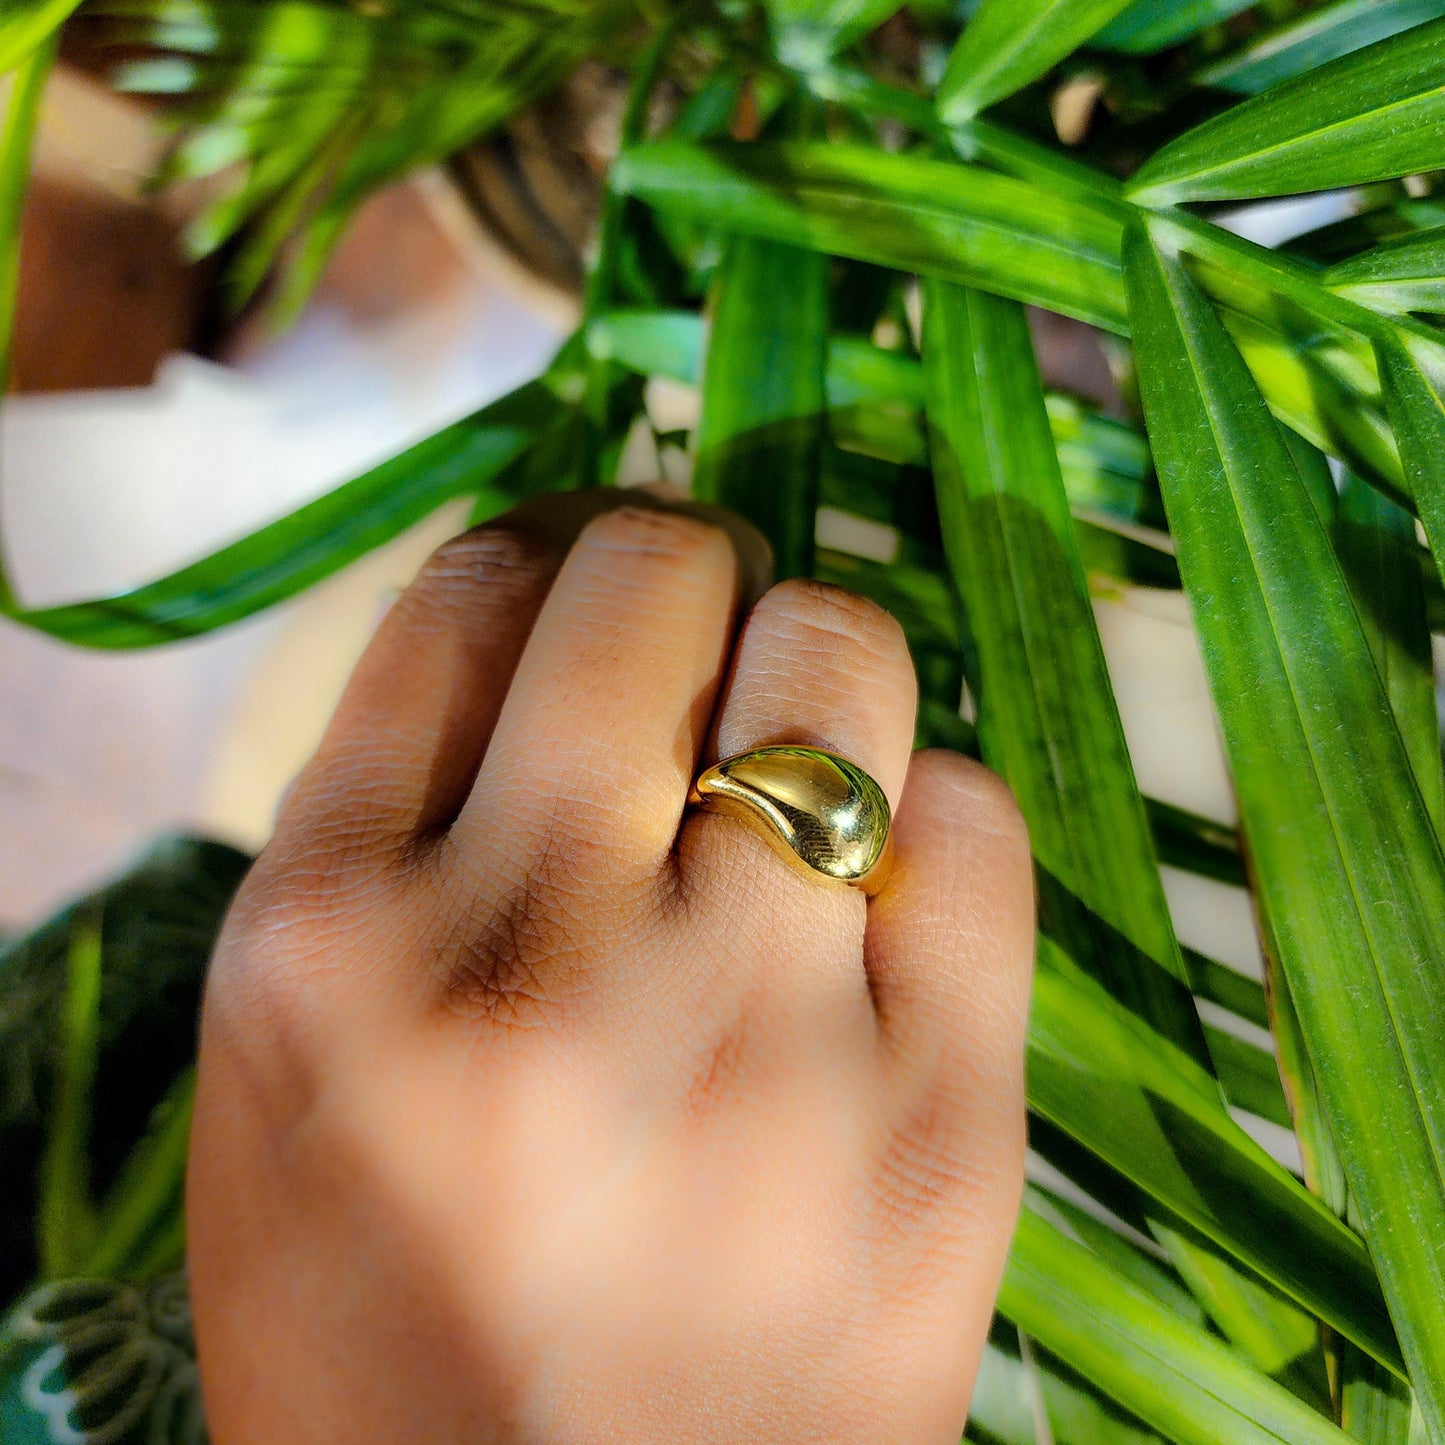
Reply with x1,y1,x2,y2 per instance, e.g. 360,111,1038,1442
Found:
688,746,893,894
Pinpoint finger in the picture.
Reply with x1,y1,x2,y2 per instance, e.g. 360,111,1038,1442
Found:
678,579,918,912
277,520,563,855
505,484,774,612
713,579,918,809
452,503,742,885
278,488,770,867
864,748,1034,1228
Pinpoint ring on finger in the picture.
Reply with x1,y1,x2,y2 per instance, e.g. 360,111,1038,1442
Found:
688,745,894,895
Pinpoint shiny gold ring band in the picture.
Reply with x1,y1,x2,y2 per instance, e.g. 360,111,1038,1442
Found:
688,745,893,895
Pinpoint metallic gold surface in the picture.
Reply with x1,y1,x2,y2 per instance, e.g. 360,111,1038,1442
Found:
689,746,893,894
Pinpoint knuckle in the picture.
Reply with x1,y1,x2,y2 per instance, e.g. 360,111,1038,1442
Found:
266,751,438,903
404,524,555,624
912,750,1030,861
232,825,375,938
870,1066,1025,1241
867,1079,979,1249
200,861,399,1117
575,503,730,567
434,829,595,1033
758,578,909,668
214,807,420,994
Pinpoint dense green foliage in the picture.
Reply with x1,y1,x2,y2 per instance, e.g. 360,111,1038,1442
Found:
2,1,1445,1441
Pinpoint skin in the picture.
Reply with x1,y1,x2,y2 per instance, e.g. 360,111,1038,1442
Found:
187,489,1035,1444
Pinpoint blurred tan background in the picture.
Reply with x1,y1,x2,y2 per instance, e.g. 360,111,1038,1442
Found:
1,63,567,925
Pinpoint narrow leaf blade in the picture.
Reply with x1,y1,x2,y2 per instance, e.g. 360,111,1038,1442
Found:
693,236,828,578
37,910,103,1279
1334,471,1445,829
937,0,1136,123
1028,943,1401,1376
1195,0,1445,96
0,32,53,608
613,140,1131,334
1126,215,1445,1443
1095,0,1257,55
921,280,1320,1367
614,139,1412,496
3,377,564,647
1131,18,1445,204
920,281,1189,1002
1326,226,1445,315
1204,1026,1292,1131
0,0,77,73
1002,1205,1359,1445
1376,332,1445,576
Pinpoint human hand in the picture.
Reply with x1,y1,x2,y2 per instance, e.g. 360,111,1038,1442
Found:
187,489,1034,1443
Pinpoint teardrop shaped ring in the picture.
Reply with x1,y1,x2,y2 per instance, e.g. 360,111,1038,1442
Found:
688,745,893,894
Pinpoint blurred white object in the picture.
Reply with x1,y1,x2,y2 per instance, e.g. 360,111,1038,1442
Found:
1214,191,1356,249
0,240,562,925
1093,584,1262,983
4,287,560,605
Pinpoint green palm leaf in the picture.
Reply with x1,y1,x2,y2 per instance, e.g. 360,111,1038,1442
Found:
613,138,1434,499
1264,874,1418,1444
0,375,565,646
920,279,1312,1368
920,281,1186,1006
973,1323,1167,1445
694,237,829,578
1126,214,1445,1444
37,914,104,1279
1204,1028,1292,1132
1001,1203,1358,1445
0,26,45,380
587,307,1162,544
93,0,639,319
1327,227,1445,315
1334,472,1445,826
1187,947,1266,1025
1194,0,1445,96
1130,18,1445,205
936,0,1137,123
82,1069,196,1279
613,140,1131,334
1028,943,1400,1376
1375,334,1445,573
0,30,54,613
0,0,77,71
1093,0,1257,55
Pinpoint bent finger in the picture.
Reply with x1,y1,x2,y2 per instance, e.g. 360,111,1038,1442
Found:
864,749,1034,1216
277,521,563,859
674,578,918,994
277,487,770,872
452,503,741,888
